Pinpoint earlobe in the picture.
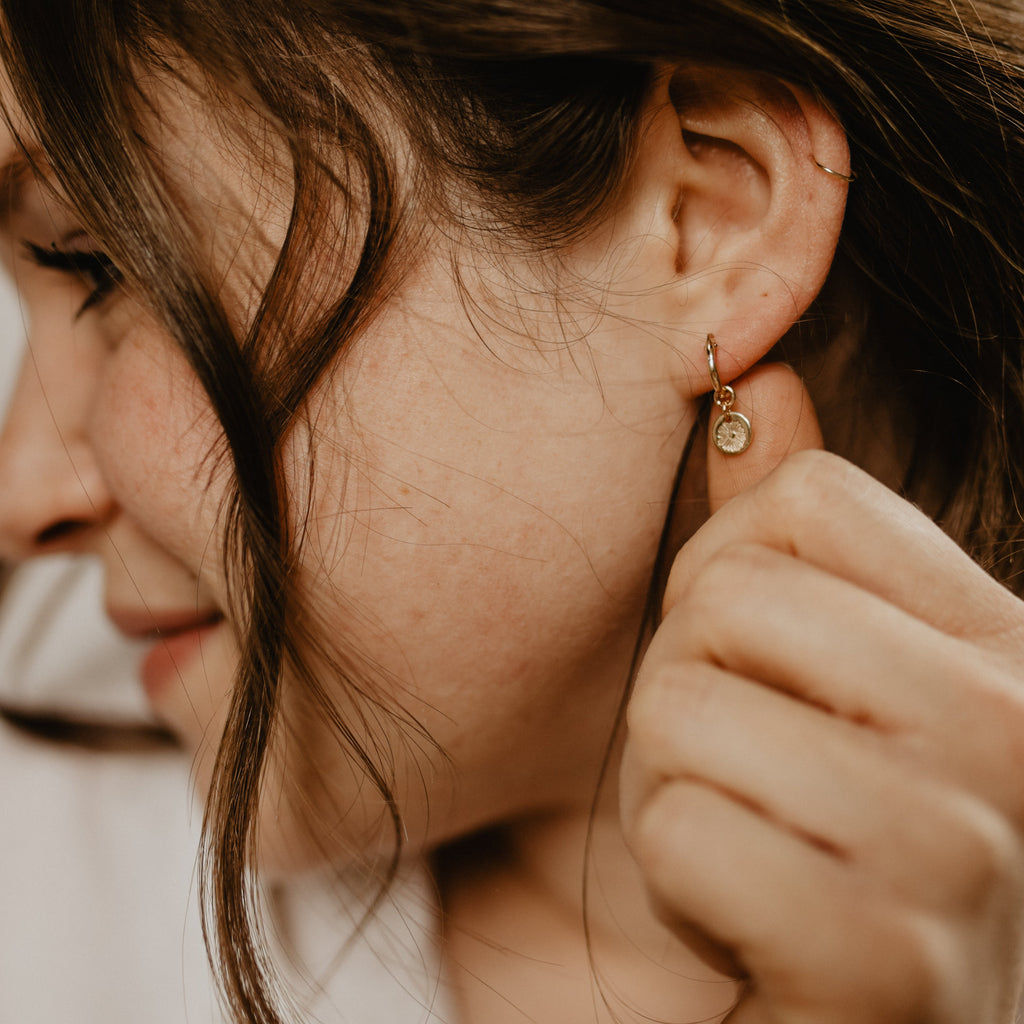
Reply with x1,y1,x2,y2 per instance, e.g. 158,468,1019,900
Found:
641,66,851,391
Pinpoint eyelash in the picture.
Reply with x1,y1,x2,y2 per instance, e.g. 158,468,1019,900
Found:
22,240,124,316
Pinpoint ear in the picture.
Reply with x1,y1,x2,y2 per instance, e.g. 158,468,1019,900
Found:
620,65,851,394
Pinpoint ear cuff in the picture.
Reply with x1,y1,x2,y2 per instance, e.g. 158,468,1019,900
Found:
812,157,856,183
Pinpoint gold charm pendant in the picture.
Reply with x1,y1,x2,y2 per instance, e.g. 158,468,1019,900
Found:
712,408,752,454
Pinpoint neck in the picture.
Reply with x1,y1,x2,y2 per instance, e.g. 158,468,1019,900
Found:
435,782,738,1024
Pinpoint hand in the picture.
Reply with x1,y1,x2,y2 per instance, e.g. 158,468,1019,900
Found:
619,363,1024,1023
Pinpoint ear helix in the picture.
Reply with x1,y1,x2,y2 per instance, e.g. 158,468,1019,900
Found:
701,149,852,457
706,335,752,456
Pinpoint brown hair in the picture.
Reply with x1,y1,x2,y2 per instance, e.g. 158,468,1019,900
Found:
3,1,1024,1021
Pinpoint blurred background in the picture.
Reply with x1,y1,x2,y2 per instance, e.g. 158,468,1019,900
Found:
0,268,219,1024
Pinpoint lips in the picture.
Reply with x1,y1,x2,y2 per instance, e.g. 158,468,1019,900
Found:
106,606,225,702
105,606,222,640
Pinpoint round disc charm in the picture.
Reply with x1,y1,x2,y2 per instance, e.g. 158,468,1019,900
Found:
712,411,752,455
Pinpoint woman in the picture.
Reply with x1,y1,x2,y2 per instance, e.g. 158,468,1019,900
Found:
0,1,1021,1021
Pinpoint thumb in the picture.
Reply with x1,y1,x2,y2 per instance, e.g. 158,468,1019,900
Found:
707,361,824,515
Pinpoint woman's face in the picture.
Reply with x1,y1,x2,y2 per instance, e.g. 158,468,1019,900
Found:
0,76,702,868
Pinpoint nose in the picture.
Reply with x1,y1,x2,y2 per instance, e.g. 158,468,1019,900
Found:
0,341,115,561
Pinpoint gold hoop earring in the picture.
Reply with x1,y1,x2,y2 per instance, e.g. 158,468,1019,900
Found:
707,335,752,455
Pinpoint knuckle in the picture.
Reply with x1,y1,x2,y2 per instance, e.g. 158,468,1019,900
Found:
626,781,679,873
880,915,943,1017
679,541,778,620
827,907,938,1020
760,448,859,527
944,799,1022,910
870,908,1017,1024
626,661,679,743
627,660,718,764
627,778,704,883
983,688,1024,786
675,555,734,632
945,671,1024,822
670,542,781,655
776,899,938,1021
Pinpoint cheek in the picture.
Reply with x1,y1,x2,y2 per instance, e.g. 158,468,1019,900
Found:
290,329,684,754
306,457,658,691
267,346,688,857
90,335,229,565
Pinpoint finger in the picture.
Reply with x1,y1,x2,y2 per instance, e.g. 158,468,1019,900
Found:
657,541,963,728
669,447,1020,648
706,360,824,515
653,541,1024,819
628,778,934,1024
625,653,1010,911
